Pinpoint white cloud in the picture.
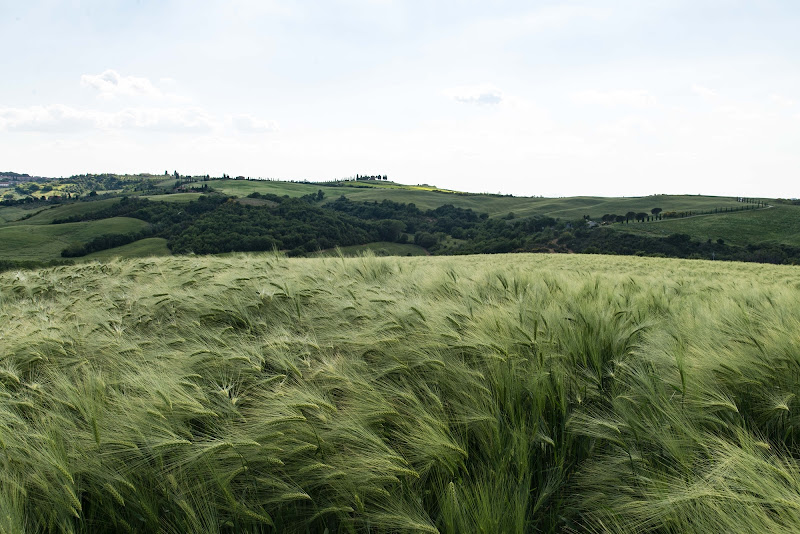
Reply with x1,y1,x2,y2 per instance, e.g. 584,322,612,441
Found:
691,85,718,98
444,84,503,105
0,105,98,132
770,94,795,107
572,89,657,108
0,104,215,132
230,114,279,133
81,70,165,99
108,107,216,132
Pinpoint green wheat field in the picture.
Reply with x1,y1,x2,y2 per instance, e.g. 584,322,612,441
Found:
2,252,800,533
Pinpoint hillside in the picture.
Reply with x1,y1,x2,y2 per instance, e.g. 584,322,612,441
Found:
206,179,752,218
2,253,800,532
1,175,798,266
615,203,800,247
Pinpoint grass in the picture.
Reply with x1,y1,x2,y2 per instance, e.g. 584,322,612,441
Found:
206,179,327,198
312,242,428,257
2,198,122,226
0,205,47,223
0,217,149,260
81,237,171,261
2,252,800,533
205,179,753,219
142,193,207,203
614,204,800,246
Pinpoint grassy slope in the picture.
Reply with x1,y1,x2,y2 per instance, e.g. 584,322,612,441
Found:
1,181,791,263
207,179,326,198
207,179,748,218
0,217,149,260
2,198,121,226
311,241,428,257
81,237,171,260
2,253,800,532
613,204,800,246
0,205,44,223
142,193,207,202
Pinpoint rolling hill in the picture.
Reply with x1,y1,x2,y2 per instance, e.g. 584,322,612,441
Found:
0,176,797,266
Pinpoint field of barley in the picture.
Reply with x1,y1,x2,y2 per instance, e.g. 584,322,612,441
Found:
2,252,800,533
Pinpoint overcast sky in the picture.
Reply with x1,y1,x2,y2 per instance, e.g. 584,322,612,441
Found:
1,0,798,197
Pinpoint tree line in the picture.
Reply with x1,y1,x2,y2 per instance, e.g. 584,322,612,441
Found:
45,192,800,265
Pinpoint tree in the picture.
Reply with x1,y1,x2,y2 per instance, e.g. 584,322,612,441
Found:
415,232,438,249
615,215,626,223
635,212,648,222
379,219,406,242
651,207,662,220
625,211,636,224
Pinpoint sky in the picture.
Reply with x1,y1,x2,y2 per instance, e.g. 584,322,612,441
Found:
1,0,798,198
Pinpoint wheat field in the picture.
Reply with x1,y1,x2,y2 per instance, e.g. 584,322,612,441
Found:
2,252,800,533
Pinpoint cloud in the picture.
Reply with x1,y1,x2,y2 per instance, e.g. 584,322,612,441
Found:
230,114,279,133
0,104,215,132
0,105,98,132
444,84,503,105
81,69,165,99
691,85,718,98
572,89,657,108
770,94,795,107
108,107,216,132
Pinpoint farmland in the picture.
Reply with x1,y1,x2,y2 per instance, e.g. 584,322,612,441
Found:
617,203,800,247
2,252,800,532
0,176,797,266
207,179,751,219
0,217,149,261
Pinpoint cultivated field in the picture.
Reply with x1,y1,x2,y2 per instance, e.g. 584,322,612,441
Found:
2,253,800,532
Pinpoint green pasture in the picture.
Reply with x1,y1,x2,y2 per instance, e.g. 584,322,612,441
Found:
81,237,171,261
0,205,48,223
205,179,752,219
612,204,800,246
142,192,207,203
312,241,428,257
206,179,324,198
330,190,749,219
2,198,121,226
0,217,149,260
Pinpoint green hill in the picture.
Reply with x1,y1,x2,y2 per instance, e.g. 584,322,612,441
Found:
207,179,751,219
612,204,800,247
82,237,171,260
2,253,800,532
0,217,149,260
2,198,122,226
1,177,797,266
